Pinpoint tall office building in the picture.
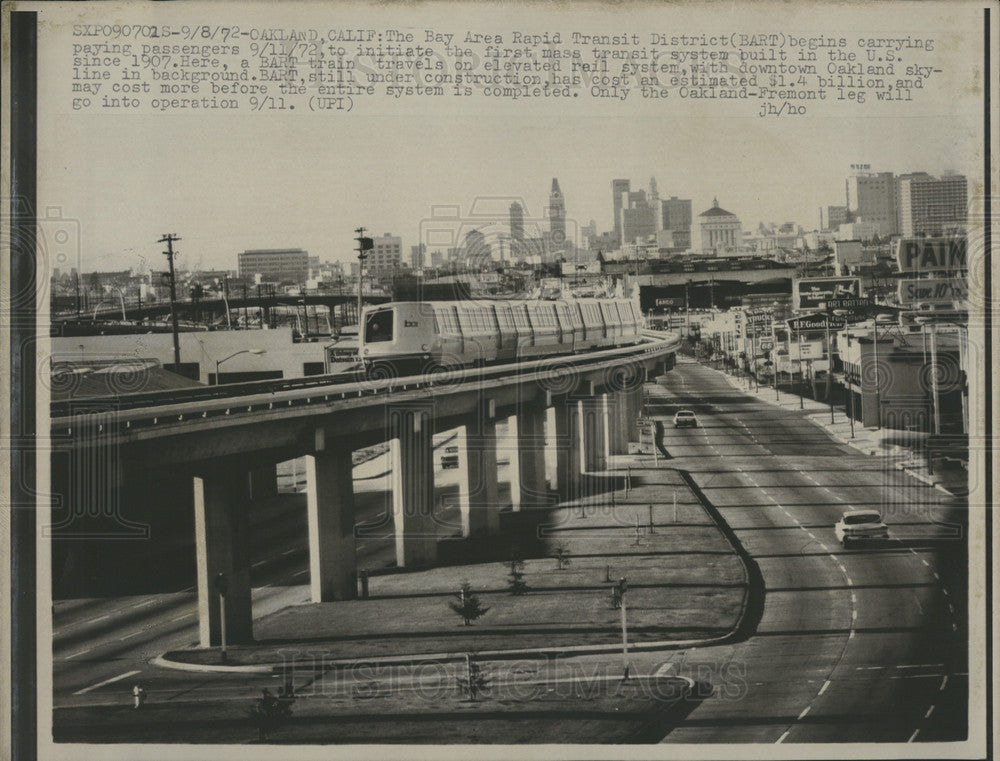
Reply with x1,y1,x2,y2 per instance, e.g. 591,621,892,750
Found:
648,177,663,232
846,169,898,236
369,233,402,276
237,248,309,283
898,173,968,237
509,202,525,243
661,196,692,234
548,178,566,246
612,179,631,244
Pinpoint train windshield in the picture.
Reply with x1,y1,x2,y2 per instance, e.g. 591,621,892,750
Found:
364,309,394,343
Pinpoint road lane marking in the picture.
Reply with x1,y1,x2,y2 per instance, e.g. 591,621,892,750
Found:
849,630,855,640
845,575,853,586
84,613,111,624
169,612,195,624
924,705,935,718
252,559,269,568
281,548,297,557
119,630,143,640
797,706,811,720
940,676,948,690
63,647,94,660
818,680,831,695
852,610,858,621
942,589,949,596
73,669,141,695
776,730,790,743
908,729,920,742
933,572,940,580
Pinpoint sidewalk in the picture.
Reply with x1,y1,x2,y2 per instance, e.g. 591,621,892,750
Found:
712,364,967,497
162,445,750,670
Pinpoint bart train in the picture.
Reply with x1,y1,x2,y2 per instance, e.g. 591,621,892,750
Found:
359,298,646,379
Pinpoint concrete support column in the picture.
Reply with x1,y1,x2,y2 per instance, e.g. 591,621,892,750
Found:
514,401,549,510
625,386,645,442
389,404,437,567
504,414,522,510
607,391,628,456
193,465,254,647
306,447,357,601
248,463,277,501
554,397,583,503
458,401,501,537
581,397,608,473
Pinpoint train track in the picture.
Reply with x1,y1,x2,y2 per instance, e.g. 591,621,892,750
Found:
50,332,680,427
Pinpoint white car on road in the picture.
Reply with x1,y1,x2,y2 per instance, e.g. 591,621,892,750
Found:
834,510,889,546
673,410,699,428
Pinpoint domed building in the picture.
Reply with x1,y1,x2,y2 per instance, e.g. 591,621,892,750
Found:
692,198,743,255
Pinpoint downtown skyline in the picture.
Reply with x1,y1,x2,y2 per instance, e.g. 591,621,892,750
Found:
41,112,978,274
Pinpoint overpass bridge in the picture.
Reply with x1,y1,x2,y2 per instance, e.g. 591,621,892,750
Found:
50,333,680,649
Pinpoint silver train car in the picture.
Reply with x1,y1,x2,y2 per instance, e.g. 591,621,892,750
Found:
359,299,645,378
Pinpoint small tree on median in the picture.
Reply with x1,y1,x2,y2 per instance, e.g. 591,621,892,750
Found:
456,654,491,701
506,559,529,595
449,581,490,626
553,544,572,570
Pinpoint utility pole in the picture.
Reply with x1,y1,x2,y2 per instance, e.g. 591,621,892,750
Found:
159,233,181,368
355,227,373,327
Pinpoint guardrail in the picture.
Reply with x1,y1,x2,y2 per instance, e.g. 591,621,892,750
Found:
51,332,680,436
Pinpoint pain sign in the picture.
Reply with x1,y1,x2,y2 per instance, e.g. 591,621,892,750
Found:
895,237,967,272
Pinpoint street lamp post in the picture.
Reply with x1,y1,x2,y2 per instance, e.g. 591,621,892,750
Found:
833,310,854,438
214,348,266,386
915,316,941,435
871,313,895,431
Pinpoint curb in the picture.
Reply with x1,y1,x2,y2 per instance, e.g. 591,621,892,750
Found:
674,469,766,644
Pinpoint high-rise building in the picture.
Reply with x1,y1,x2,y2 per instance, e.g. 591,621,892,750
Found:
622,202,657,245
661,196,692,234
898,173,968,237
825,205,849,230
464,229,491,264
237,248,309,283
369,233,402,276
509,202,524,242
649,177,663,232
612,179,631,244
410,243,426,269
847,169,898,236
548,178,566,246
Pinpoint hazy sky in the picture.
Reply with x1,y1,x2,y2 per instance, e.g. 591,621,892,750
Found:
43,111,979,274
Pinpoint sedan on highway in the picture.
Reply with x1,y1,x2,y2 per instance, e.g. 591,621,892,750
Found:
834,509,889,546
673,410,699,428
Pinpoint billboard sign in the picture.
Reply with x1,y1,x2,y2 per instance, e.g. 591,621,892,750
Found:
793,277,861,311
787,313,846,332
898,277,968,306
895,237,967,273
655,297,683,307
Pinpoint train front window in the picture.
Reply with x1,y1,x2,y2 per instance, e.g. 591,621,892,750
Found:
365,310,393,343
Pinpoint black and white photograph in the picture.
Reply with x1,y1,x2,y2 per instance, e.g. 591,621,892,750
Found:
3,0,994,757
